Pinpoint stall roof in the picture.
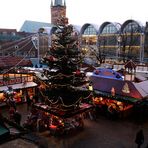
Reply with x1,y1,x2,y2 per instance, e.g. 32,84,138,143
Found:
35,72,48,81
0,86,8,92
133,80,148,98
33,103,93,118
92,68,123,80
135,74,147,81
90,76,144,101
124,60,137,69
11,82,37,90
0,82,37,92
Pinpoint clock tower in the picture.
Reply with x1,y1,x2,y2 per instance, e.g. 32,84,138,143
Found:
51,0,66,25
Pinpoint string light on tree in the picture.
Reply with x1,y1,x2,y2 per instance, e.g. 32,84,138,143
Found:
40,16,91,111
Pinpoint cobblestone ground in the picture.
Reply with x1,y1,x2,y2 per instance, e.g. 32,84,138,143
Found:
0,139,38,148
1,103,148,148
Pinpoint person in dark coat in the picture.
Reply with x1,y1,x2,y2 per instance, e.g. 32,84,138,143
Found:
6,96,17,111
135,129,144,148
9,107,15,121
26,94,32,111
14,110,22,125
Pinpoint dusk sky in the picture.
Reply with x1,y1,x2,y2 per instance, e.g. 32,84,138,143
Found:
0,0,148,30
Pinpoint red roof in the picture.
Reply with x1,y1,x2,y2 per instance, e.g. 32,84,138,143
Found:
0,28,17,33
90,76,143,100
0,56,33,69
81,63,96,72
124,60,137,69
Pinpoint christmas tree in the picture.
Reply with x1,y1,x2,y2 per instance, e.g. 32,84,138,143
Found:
40,17,91,114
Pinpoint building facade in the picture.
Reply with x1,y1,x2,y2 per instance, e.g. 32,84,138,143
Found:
40,19,147,64
51,0,66,25
0,0,147,65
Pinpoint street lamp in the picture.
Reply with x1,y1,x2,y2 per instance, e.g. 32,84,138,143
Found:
32,34,40,67
140,32,145,63
115,23,122,61
116,34,122,60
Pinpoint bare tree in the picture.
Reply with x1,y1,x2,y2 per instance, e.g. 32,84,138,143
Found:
85,35,106,66
95,36,106,65
121,24,141,63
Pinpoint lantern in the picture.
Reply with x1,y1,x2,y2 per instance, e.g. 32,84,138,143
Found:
111,87,115,96
89,85,93,91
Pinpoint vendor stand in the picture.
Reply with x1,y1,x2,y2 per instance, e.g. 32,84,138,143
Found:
92,95,134,118
89,69,148,118
24,103,93,136
0,73,37,107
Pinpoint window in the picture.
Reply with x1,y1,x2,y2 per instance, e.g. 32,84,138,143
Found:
123,22,140,33
3,31,7,35
84,25,97,35
12,32,16,36
102,24,117,34
15,45,19,49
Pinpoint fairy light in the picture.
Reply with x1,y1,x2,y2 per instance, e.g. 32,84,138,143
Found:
2,45,34,74
2,34,35,53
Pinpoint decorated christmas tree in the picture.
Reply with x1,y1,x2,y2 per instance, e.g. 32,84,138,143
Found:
40,17,91,114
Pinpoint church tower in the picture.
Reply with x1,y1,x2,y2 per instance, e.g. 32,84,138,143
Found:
51,0,66,25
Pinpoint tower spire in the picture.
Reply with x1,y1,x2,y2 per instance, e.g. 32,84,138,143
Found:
54,0,63,6
51,0,53,7
64,0,66,6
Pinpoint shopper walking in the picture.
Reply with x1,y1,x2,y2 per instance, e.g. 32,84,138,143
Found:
14,110,22,125
135,129,144,148
6,96,17,111
26,94,32,111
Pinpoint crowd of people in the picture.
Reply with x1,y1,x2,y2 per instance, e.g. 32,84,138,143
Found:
1,92,148,147
6,92,39,126
92,97,133,119
22,105,86,136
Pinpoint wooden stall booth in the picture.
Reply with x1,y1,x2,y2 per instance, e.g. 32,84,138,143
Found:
0,73,37,106
89,68,148,118
23,102,93,136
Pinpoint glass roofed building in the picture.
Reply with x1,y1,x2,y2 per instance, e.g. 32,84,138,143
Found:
20,20,53,33
98,22,119,60
79,20,147,64
19,19,147,64
2,0,147,64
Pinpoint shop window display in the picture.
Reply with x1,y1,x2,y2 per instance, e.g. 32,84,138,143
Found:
23,103,94,135
93,97,133,118
23,107,85,136
0,73,36,105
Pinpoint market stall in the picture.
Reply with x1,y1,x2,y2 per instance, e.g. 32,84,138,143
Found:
88,68,147,118
23,103,93,136
0,73,37,106
93,96,133,118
